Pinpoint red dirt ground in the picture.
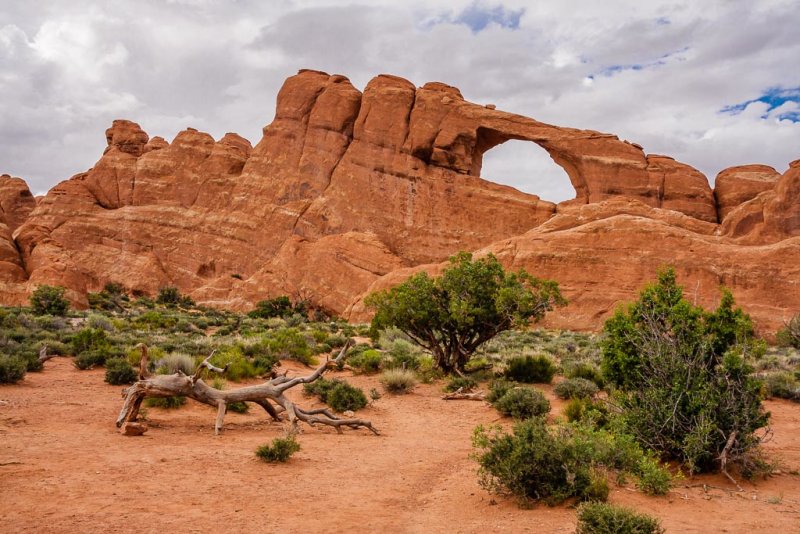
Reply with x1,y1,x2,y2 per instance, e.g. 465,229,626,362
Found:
1,357,798,533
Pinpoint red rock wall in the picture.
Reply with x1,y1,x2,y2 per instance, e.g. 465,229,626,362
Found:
0,69,797,333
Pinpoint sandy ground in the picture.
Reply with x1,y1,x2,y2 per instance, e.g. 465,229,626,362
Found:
1,357,798,533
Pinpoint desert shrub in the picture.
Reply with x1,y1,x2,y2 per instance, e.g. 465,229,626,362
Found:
145,396,186,409
105,358,137,385
305,378,367,411
87,314,114,331
492,387,550,419
486,379,515,403
74,349,110,370
309,329,328,343
264,328,313,365
71,328,110,355
505,354,556,384
252,352,280,375
386,339,420,370
348,349,383,374
86,282,130,311
0,355,27,383
564,398,609,427
39,340,69,356
636,456,672,495
444,376,477,393
415,355,443,383
134,310,178,330
248,296,293,319
602,268,769,473
554,378,599,400
30,285,70,316
473,419,671,505
326,382,368,412
464,356,492,373
575,503,664,534
776,313,800,348
156,286,194,307
583,468,610,502
326,334,348,349
227,401,249,414
304,377,342,402
762,371,800,401
379,368,417,393
156,353,196,375
255,435,301,463
10,346,43,372
565,362,605,388
210,348,259,382
473,418,592,505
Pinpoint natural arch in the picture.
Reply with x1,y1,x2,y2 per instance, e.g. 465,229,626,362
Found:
470,128,579,203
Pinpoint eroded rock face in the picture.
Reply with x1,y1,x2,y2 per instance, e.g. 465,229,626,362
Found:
720,160,800,244
1,70,797,332
0,175,35,300
714,164,781,222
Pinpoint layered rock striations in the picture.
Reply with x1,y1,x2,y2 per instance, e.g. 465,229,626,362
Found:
1,69,798,333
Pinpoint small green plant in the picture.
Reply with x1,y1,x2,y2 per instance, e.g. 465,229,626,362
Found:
145,396,186,409
30,285,70,316
348,349,383,374
554,378,599,400
505,354,556,384
369,387,382,401
575,502,664,534
492,387,550,419
0,354,27,384
105,358,137,385
379,368,417,394
255,435,301,463
227,401,249,414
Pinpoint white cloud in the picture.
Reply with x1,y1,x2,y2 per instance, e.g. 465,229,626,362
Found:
0,0,798,199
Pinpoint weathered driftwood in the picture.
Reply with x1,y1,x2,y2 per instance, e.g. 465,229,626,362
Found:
441,387,486,401
117,342,379,436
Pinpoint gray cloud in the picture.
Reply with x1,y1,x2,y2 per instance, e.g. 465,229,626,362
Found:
0,0,797,201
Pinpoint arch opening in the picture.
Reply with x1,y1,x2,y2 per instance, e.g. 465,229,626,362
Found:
477,138,578,203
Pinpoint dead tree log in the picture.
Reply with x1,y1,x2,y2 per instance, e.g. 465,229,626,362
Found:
38,345,58,364
442,387,486,401
117,342,379,436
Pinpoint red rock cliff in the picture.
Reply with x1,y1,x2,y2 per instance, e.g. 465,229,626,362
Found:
1,70,797,333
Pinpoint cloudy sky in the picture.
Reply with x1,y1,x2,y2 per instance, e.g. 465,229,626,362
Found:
1,0,798,200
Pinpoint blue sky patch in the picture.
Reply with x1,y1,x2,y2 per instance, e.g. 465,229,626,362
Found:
721,87,800,122
591,47,689,78
420,2,523,33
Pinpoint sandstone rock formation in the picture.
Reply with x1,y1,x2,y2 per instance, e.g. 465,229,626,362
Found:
0,69,797,333
714,164,781,221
